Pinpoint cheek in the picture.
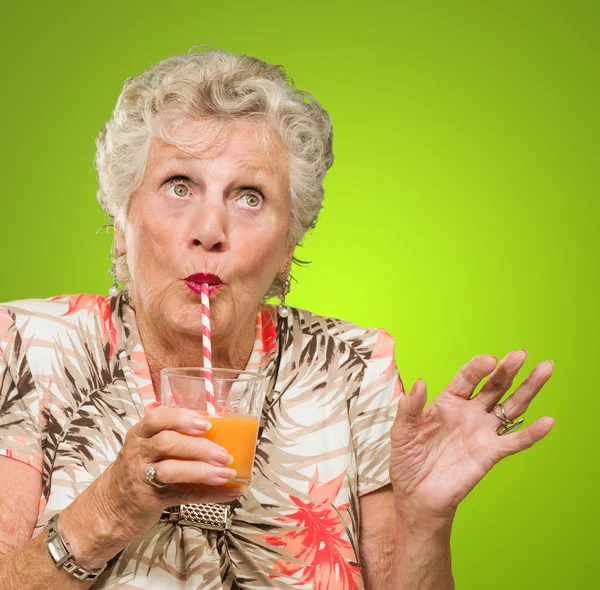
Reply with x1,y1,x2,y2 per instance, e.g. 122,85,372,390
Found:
235,228,285,281
128,212,181,275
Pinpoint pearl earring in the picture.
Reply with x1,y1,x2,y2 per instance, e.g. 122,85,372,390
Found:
109,247,120,297
278,268,291,318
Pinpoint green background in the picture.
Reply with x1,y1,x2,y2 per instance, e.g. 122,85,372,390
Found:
1,0,597,587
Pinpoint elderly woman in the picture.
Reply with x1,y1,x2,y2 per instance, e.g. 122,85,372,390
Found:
0,49,554,589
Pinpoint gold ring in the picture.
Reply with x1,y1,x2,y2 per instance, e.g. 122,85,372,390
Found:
144,464,168,488
493,403,525,436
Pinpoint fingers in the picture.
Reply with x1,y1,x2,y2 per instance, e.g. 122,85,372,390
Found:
445,355,498,399
177,483,245,505
474,349,528,410
151,478,244,504
149,430,233,466
135,407,211,438
129,408,240,494
499,416,556,457
152,460,237,487
394,379,428,427
496,360,554,420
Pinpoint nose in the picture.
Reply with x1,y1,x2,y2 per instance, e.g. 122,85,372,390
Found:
188,200,228,252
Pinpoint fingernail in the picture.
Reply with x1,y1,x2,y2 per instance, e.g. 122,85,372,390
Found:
536,360,554,376
409,379,421,396
216,468,237,480
192,417,211,431
514,350,527,362
225,486,243,497
214,450,234,465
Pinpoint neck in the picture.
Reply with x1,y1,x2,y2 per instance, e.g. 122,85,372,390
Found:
132,301,258,398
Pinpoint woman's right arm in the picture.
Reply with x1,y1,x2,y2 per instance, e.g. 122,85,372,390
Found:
0,457,100,588
0,407,242,589
0,456,77,589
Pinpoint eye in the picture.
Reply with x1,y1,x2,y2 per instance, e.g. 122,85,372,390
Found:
245,194,261,208
163,176,194,198
167,183,190,199
236,188,264,210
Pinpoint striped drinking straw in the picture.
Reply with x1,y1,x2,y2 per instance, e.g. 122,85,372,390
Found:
199,283,217,415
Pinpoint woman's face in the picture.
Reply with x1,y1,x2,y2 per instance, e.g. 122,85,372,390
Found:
116,119,294,344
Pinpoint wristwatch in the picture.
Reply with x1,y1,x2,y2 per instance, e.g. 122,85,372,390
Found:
45,513,108,581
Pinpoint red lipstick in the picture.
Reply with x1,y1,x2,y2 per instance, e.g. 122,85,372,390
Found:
184,273,224,296
185,273,223,285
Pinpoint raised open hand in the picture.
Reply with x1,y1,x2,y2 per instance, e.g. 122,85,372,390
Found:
389,351,555,520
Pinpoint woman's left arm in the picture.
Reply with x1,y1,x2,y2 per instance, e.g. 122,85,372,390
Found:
359,486,454,590
359,350,555,589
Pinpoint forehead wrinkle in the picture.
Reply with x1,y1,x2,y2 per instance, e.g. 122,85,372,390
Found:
149,129,288,190
159,155,277,179
154,118,287,171
236,161,276,177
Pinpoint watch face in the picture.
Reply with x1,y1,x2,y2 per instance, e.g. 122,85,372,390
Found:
48,535,69,563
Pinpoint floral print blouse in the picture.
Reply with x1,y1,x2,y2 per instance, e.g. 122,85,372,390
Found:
0,290,404,589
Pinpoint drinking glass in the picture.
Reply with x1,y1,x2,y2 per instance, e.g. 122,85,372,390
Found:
161,367,265,485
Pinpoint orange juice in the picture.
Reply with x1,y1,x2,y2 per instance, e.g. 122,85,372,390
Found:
200,413,260,484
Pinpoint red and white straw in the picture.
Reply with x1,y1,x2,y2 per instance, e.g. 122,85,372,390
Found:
200,283,216,414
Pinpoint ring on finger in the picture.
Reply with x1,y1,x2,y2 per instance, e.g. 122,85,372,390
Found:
145,464,168,488
493,403,525,436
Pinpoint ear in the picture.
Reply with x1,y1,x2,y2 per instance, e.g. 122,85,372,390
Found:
286,242,296,267
114,222,127,256
279,246,295,279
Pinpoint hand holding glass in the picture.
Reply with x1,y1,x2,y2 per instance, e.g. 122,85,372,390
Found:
161,367,265,485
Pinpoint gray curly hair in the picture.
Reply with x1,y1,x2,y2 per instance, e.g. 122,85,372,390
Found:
95,46,334,299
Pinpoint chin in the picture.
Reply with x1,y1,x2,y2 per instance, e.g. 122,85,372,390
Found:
173,300,233,338
169,303,206,336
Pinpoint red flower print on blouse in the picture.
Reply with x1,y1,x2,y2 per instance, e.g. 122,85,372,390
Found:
264,467,362,590
52,294,117,359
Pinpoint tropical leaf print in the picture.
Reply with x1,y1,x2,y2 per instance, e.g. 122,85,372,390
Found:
263,467,362,590
51,294,117,360
44,312,128,486
0,294,401,588
0,310,43,472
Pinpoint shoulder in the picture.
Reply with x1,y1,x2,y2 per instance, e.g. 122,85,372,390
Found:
1,293,111,321
0,293,112,349
279,305,404,421
1,293,110,317
285,305,395,360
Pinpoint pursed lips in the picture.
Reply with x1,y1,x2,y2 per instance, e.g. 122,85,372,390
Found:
183,272,225,296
